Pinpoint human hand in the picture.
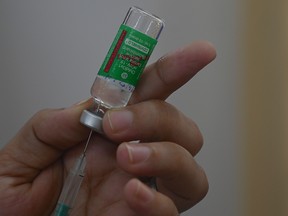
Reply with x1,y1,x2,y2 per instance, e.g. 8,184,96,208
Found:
0,41,216,216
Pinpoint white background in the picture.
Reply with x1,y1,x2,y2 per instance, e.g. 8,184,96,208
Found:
0,0,243,215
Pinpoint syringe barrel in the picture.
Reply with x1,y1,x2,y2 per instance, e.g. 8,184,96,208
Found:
53,155,86,216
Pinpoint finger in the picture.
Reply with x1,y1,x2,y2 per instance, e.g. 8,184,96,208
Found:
117,142,208,212
124,178,178,216
130,41,216,104
103,100,203,156
0,99,93,178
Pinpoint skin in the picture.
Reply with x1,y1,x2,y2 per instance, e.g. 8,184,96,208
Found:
0,41,216,216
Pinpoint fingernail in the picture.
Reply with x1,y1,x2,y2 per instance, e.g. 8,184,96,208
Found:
107,109,133,132
126,143,151,164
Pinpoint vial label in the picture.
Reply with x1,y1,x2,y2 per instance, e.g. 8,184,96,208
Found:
98,24,157,88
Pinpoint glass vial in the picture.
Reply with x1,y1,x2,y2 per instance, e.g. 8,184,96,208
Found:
81,6,164,132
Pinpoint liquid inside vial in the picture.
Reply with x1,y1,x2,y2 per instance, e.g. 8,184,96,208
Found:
91,75,132,112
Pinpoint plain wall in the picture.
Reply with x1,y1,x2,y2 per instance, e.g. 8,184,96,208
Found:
0,0,242,215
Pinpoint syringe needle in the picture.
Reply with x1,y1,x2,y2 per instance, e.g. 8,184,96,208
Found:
83,130,93,155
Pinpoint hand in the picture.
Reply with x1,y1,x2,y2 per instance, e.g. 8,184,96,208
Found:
0,41,216,216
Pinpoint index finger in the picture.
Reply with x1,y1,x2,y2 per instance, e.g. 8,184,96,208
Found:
129,41,216,104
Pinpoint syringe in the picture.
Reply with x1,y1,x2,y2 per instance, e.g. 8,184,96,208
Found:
53,130,93,216
53,6,164,216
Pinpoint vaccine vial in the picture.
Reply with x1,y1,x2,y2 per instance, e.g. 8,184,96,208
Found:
80,6,164,132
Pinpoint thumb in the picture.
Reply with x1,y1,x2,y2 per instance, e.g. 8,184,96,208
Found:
0,99,92,175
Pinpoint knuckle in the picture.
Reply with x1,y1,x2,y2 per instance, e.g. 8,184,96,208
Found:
189,121,204,155
195,166,209,202
129,100,204,156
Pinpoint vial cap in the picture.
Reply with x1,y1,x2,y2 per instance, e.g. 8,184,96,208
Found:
80,110,103,134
